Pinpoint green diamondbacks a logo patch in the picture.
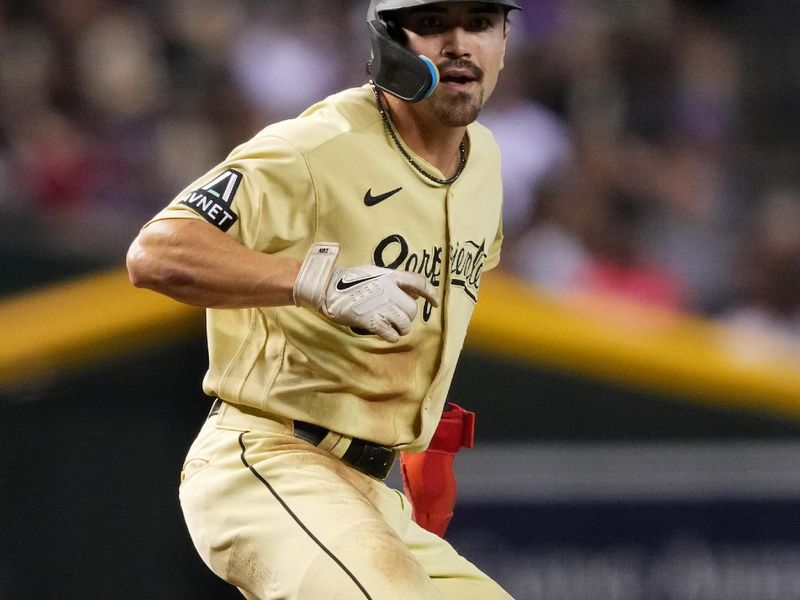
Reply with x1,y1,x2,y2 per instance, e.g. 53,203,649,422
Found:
180,169,242,231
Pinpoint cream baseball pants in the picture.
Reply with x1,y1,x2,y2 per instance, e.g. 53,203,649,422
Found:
178,401,514,600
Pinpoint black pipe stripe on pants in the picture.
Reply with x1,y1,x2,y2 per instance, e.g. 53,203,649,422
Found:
237,432,373,600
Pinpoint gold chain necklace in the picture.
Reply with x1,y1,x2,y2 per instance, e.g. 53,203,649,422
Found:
370,82,466,185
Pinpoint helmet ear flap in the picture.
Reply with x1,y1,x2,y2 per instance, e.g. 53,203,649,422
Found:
382,14,408,45
417,56,439,100
367,19,439,102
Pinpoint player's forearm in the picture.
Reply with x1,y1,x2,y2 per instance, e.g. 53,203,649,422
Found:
126,218,300,308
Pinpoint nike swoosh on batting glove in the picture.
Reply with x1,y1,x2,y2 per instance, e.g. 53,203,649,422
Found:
293,242,439,342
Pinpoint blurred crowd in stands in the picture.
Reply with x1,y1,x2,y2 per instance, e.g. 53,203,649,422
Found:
1,0,799,342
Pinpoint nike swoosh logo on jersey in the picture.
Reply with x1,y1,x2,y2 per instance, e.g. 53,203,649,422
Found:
335,274,383,291
364,187,403,206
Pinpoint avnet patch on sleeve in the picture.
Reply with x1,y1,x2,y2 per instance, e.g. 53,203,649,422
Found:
179,169,242,232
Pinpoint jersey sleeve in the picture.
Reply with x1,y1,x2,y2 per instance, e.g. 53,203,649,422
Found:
147,134,316,253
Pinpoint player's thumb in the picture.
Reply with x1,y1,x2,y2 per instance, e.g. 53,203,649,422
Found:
396,272,440,307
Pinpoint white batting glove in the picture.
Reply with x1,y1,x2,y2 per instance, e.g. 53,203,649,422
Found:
293,242,439,343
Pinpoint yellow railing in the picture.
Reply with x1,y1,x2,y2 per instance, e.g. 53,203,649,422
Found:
469,272,800,419
0,269,202,388
2,267,800,421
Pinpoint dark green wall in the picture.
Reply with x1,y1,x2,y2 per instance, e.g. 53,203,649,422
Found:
0,337,236,600
452,350,800,442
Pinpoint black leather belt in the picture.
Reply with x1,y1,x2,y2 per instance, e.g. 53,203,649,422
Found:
208,398,396,480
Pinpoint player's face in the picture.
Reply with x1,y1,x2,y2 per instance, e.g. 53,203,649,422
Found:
394,2,509,127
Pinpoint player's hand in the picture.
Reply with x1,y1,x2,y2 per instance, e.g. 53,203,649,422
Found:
324,265,437,342
293,242,438,342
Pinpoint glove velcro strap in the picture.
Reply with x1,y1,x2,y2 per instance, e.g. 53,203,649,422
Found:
427,402,475,454
293,242,340,309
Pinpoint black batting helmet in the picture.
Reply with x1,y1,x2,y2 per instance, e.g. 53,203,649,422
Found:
367,0,522,102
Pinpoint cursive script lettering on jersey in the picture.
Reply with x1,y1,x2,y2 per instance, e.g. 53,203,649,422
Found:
373,234,487,320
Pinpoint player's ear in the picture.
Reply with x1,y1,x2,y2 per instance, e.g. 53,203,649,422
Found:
499,23,509,71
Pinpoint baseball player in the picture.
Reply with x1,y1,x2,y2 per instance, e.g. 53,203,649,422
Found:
127,1,518,598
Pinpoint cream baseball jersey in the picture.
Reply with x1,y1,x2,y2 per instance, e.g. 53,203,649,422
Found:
150,85,503,451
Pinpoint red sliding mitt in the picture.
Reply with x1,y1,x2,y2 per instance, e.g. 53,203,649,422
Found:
400,402,476,537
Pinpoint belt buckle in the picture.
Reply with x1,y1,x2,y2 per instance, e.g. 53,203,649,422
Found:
342,438,397,480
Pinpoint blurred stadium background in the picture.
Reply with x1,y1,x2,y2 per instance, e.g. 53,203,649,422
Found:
3,0,800,598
